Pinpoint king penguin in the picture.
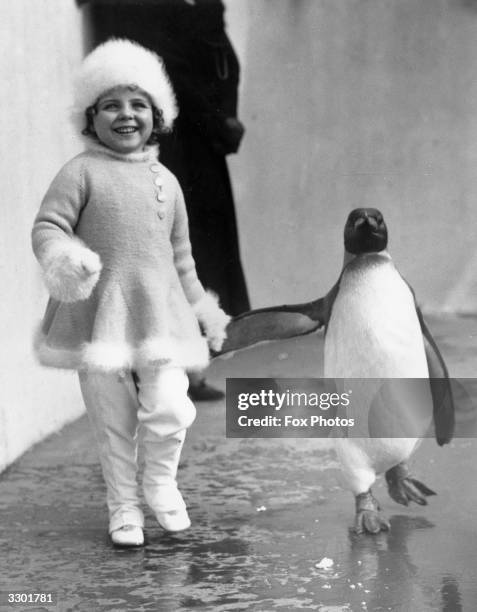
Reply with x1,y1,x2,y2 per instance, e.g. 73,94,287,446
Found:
219,208,454,534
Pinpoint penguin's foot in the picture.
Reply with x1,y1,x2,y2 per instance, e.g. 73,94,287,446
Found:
354,490,390,535
385,463,436,506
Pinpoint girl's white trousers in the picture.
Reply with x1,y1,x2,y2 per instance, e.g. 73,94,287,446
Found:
79,366,196,533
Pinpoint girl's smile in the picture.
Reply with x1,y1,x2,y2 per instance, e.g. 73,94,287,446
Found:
93,86,154,154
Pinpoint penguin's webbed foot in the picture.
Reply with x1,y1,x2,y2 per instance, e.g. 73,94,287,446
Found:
354,491,390,535
385,463,437,506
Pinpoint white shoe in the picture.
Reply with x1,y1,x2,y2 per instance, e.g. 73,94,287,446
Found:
156,509,191,532
110,524,144,547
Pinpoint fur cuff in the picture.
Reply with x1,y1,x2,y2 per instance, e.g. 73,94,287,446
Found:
193,292,231,352
41,238,102,303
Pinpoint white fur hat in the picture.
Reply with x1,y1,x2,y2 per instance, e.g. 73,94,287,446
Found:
71,38,178,134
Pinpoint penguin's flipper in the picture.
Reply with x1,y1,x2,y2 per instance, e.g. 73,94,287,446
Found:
217,281,340,355
415,306,455,446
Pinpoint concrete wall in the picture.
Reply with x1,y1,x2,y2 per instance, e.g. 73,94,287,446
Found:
229,0,477,312
0,1,87,471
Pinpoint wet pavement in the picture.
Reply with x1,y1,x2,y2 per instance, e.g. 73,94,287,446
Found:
1,315,477,611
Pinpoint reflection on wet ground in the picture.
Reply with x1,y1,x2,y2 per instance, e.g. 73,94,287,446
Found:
0,316,476,611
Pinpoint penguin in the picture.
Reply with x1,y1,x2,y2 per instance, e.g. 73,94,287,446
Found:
218,208,454,534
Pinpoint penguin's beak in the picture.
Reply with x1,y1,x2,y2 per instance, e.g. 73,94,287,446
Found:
354,215,378,231
367,217,378,230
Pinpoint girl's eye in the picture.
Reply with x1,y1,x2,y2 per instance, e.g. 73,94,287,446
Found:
101,103,118,111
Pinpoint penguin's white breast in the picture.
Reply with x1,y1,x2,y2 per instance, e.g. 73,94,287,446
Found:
324,257,429,379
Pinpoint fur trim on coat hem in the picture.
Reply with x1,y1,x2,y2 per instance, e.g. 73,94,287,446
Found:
34,331,210,373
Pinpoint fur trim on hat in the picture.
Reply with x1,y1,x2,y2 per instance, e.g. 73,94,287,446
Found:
193,291,231,352
71,38,178,135
41,237,102,303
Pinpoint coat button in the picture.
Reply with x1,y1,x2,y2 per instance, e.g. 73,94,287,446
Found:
156,193,166,202
154,177,163,186
150,163,161,172
157,210,165,219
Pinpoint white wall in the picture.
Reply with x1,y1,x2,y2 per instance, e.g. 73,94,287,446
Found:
226,0,477,314
0,0,87,471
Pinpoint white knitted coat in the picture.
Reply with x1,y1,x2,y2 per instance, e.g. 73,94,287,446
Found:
32,144,229,372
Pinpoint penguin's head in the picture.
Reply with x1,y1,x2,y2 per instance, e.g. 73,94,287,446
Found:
344,208,388,255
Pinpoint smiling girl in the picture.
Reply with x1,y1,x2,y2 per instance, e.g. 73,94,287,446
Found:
31,39,230,547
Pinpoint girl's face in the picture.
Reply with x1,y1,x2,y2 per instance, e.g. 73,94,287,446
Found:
93,86,154,154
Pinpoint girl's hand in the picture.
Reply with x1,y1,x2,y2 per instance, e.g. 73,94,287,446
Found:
42,238,102,303
204,307,231,352
193,292,231,352
81,253,102,276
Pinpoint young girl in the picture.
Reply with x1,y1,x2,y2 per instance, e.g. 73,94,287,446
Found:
31,39,230,547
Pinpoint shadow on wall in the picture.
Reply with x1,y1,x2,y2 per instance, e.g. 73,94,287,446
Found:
456,0,477,10
79,0,94,54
